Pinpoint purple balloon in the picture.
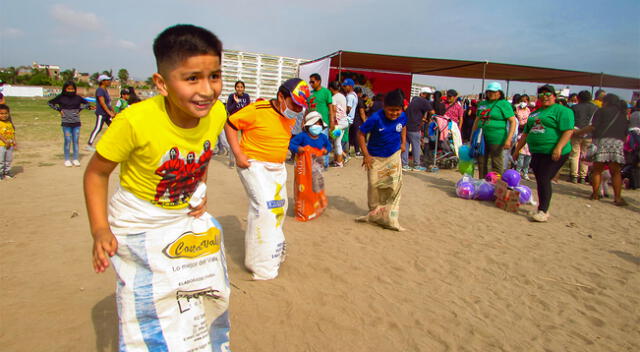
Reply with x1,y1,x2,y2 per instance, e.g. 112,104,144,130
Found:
475,182,495,201
502,169,521,187
515,185,532,204
456,182,475,200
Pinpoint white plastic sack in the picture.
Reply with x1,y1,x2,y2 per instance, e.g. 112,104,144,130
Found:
108,188,231,352
237,160,288,280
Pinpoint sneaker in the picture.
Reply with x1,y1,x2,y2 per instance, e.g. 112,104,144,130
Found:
85,145,96,152
570,176,578,184
330,161,343,168
72,160,81,167
523,174,531,180
413,166,427,172
402,165,413,172
578,177,586,184
64,160,73,167
531,210,549,222
3,174,12,179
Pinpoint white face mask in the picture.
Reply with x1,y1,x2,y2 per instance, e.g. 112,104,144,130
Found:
281,100,304,120
519,102,527,109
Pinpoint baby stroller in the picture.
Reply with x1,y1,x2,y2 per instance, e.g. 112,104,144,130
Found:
425,115,462,170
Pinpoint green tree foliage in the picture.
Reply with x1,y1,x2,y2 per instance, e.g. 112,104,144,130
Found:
0,67,18,84
60,69,75,83
118,68,129,85
90,72,100,85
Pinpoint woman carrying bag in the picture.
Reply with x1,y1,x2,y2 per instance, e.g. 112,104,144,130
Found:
576,94,629,205
471,82,517,178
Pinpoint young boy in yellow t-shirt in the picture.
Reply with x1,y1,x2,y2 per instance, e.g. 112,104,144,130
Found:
83,24,231,350
224,78,310,280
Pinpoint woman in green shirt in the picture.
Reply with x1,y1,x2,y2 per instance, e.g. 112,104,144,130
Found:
513,85,574,222
471,82,517,178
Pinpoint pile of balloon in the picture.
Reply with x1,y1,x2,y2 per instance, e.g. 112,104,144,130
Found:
456,168,536,205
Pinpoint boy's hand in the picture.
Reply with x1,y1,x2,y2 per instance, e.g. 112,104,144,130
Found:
92,228,118,273
188,195,207,218
362,155,373,170
236,153,251,169
297,147,304,154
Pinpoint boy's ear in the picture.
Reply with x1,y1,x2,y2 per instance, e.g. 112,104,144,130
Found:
153,73,169,97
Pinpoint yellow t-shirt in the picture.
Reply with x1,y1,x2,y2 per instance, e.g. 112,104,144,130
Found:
96,95,226,209
227,100,295,163
0,120,15,147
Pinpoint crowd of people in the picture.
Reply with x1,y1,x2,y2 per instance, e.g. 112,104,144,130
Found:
0,23,638,350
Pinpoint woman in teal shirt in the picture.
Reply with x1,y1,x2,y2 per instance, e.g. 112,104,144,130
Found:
513,85,574,222
471,82,517,178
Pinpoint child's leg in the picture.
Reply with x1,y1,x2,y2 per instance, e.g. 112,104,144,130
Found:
3,147,13,176
516,154,524,173
72,126,81,161
0,146,6,176
62,126,72,161
523,155,532,174
334,129,344,164
600,169,611,196
88,114,106,146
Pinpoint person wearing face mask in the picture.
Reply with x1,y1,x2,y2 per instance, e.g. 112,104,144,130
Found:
513,84,575,222
289,112,332,221
48,81,95,167
224,78,310,280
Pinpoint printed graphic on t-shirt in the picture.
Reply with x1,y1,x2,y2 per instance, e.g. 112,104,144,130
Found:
530,118,546,134
395,123,403,132
479,106,492,122
153,140,213,207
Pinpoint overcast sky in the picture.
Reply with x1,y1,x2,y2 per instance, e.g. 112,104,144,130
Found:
1,0,639,98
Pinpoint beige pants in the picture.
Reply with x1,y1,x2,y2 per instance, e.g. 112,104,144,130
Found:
570,137,592,178
358,150,403,230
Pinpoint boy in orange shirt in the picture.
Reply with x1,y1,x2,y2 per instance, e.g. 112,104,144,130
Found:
224,78,310,280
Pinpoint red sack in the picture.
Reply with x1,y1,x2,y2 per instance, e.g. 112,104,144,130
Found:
294,145,328,221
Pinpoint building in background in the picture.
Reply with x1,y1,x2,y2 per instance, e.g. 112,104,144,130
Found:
221,50,307,102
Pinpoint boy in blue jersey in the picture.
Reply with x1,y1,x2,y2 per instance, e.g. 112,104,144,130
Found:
356,89,407,231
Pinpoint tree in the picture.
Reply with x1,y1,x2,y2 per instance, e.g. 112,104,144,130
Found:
102,69,113,78
26,68,52,85
0,67,18,84
61,69,75,83
90,72,100,85
118,68,129,85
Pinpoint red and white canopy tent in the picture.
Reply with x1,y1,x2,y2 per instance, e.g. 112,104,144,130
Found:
299,50,640,97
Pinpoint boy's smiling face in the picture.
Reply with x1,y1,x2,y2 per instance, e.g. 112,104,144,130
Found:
154,53,222,128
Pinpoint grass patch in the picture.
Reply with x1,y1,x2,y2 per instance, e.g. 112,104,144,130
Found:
37,162,55,167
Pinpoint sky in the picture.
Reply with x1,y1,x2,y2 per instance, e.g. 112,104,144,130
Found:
1,0,639,98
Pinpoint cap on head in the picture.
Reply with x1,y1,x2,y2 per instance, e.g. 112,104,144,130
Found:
486,82,502,92
120,88,130,95
537,84,556,96
98,74,112,82
281,78,310,109
342,78,355,87
420,87,433,94
304,111,327,127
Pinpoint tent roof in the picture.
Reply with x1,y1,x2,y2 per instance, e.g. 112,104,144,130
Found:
305,51,639,90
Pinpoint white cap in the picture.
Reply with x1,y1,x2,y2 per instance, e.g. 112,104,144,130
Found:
420,87,433,94
98,74,112,82
304,111,327,127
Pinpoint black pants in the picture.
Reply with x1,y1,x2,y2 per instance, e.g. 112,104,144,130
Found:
350,121,362,154
88,114,112,146
530,153,569,212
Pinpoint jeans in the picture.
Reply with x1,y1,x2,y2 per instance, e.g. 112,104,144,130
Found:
401,131,422,167
62,126,80,161
0,145,14,176
569,137,592,178
516,154,531,175
530,153,569,212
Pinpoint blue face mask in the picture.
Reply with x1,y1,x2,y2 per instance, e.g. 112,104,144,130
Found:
308,125,323,136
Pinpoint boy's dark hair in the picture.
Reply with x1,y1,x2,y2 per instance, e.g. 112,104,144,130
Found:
310,73,321,82
153,24,223,72
277,86,292,99
62,81,77,91
568,93,578,100
577,90,592,102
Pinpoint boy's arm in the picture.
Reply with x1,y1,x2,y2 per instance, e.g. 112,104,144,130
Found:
358,130,373,170
83,153,119,273
400,126,407,153
224,122,250,168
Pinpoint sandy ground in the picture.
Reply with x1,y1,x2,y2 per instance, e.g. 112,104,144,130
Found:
1,140,639,352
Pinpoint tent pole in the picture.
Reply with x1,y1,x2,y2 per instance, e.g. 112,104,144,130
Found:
481,61,487,98
599,72,604,90
591,86,594,95
506,80,510,97
338,51,343,82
